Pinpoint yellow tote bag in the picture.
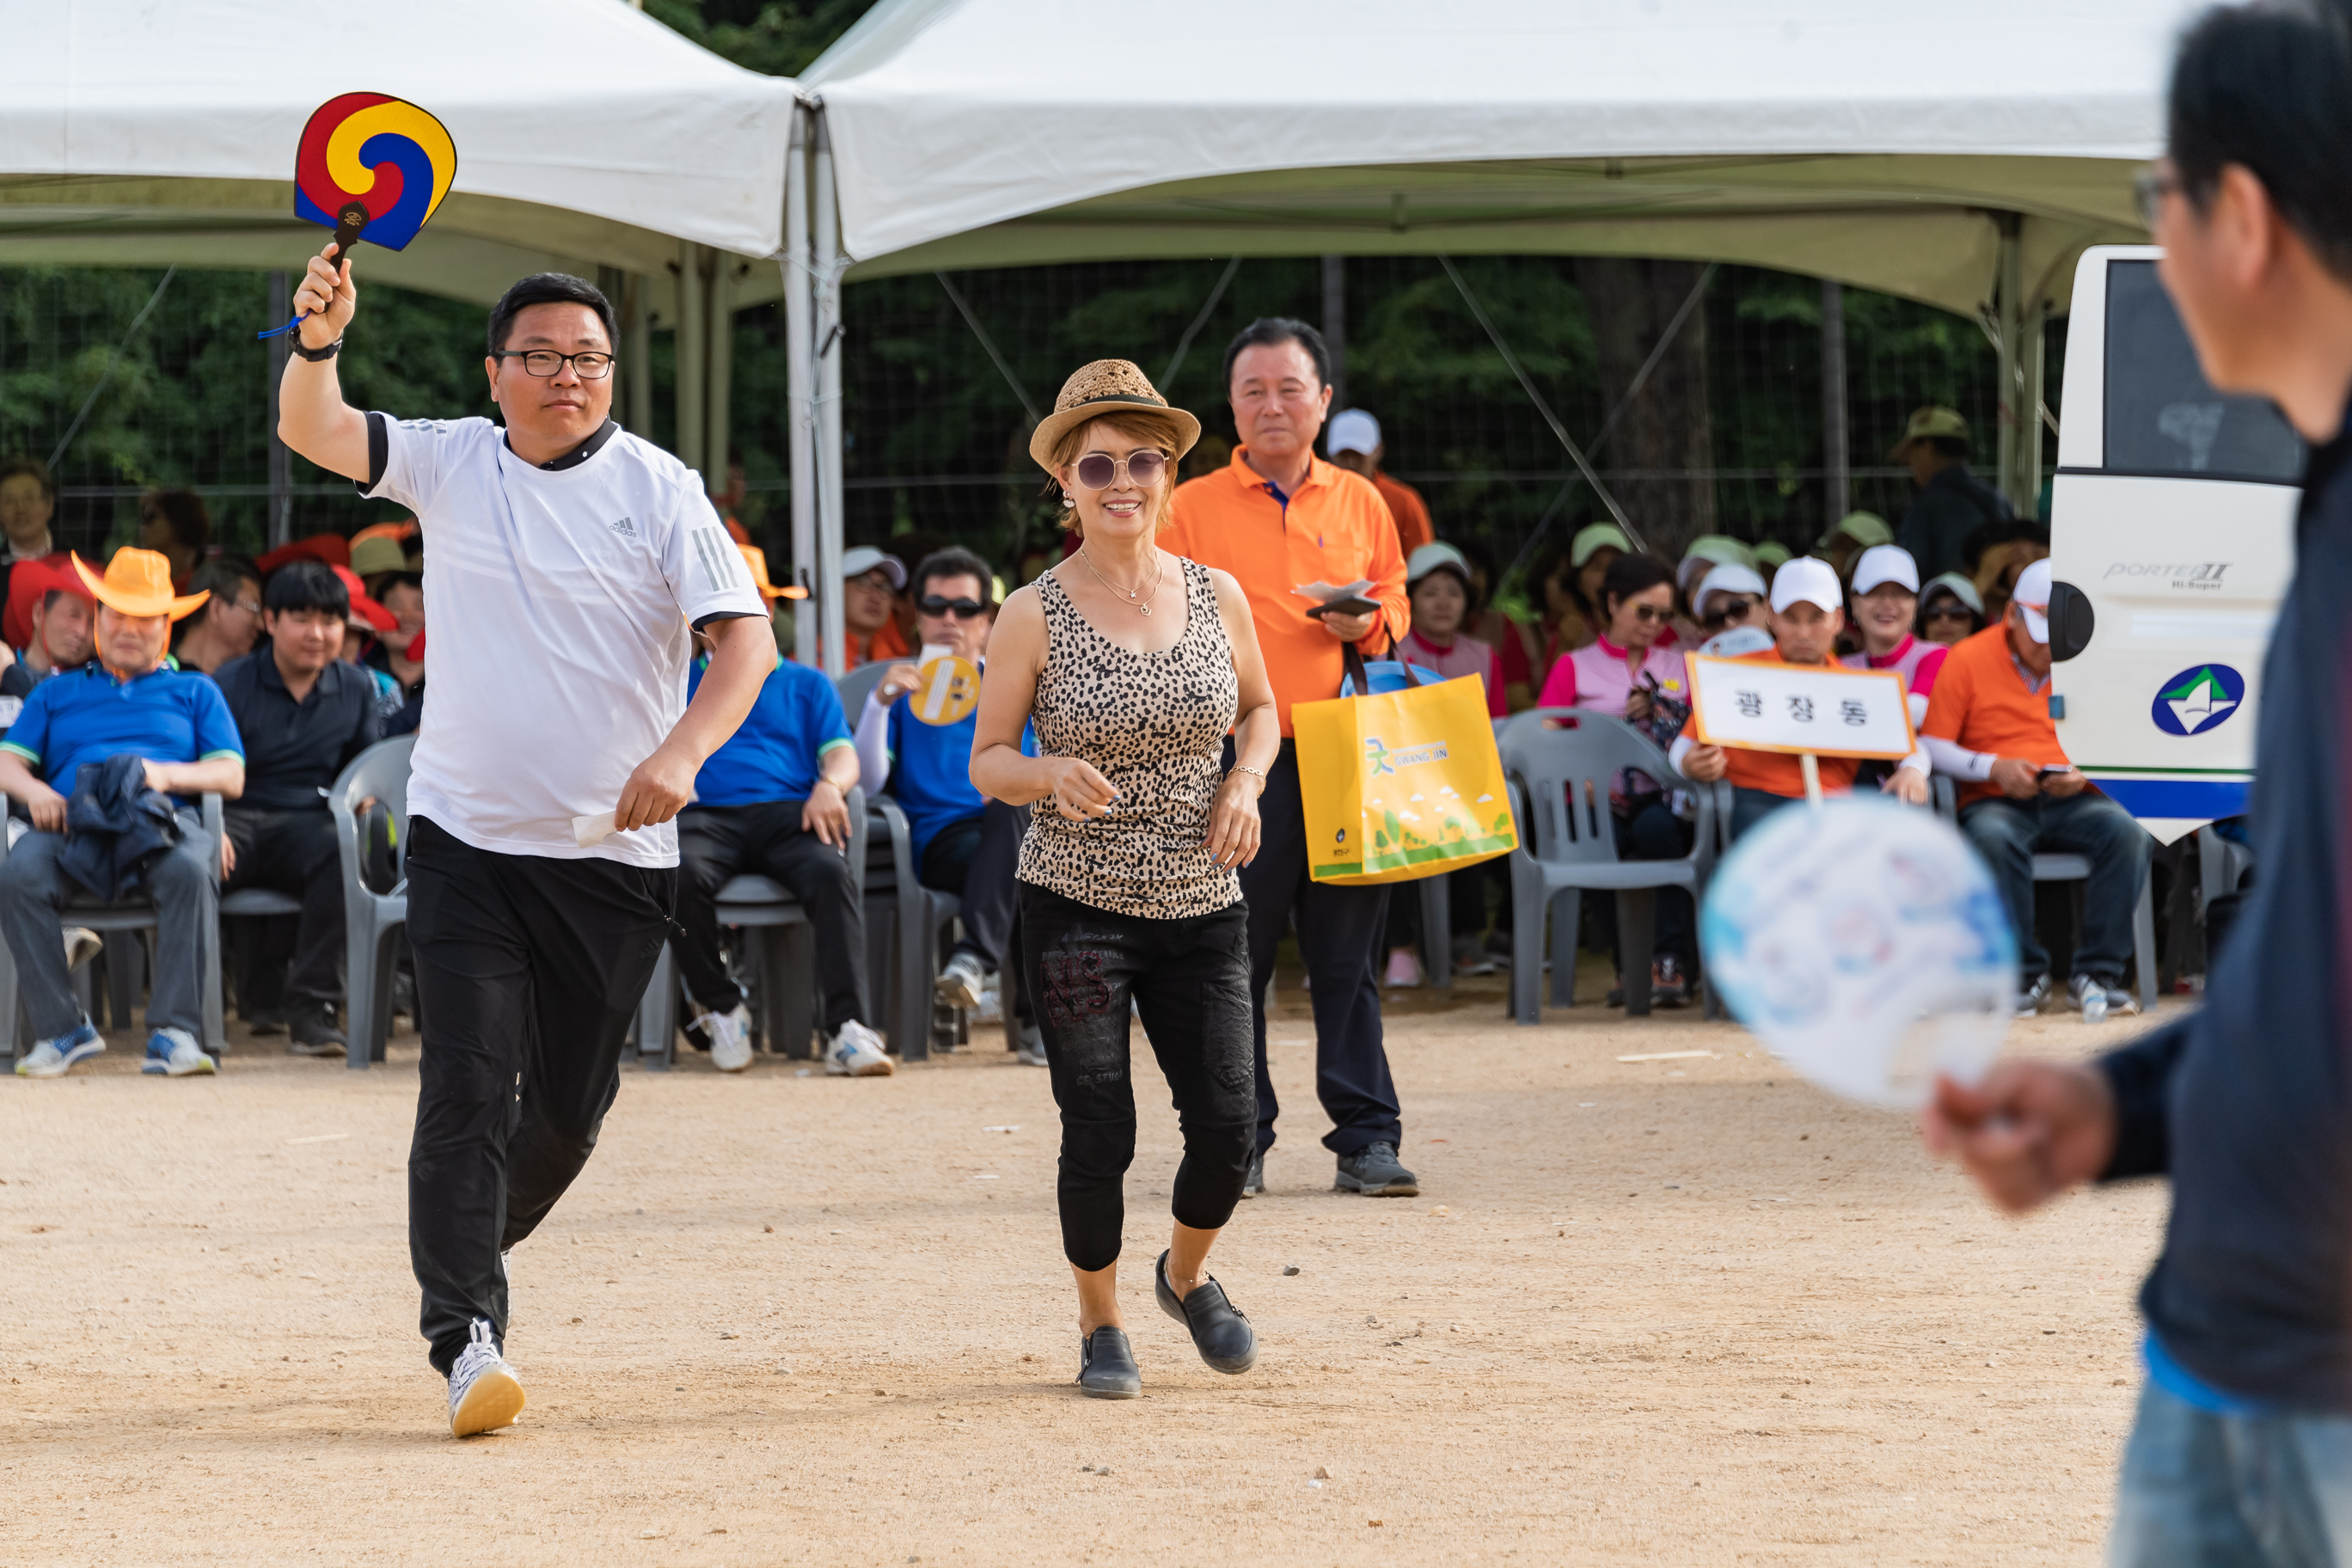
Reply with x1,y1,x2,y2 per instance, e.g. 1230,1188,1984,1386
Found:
1293,671,1518,886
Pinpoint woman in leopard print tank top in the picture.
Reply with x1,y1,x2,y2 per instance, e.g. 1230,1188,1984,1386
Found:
972,360,1281,1400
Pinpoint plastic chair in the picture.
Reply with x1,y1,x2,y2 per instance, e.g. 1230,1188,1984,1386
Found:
0,793,229,1062
867,796,957,1063
1501,714,1718,1024
835,661,894,725
634,787,867,1069
1931,775,2159,1012
331,736,416,1069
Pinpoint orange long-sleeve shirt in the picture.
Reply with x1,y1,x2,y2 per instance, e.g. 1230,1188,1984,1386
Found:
1163,447,1409,735
1373,472,1434,558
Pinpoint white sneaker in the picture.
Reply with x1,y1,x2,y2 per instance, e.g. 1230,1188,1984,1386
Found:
934,951,987,1012
143,1027,214,1077
823,1020,894,1076
696,1004,755,1072
15,1020,103,1078
447,1319,524,1437
1014,1021,1050,1068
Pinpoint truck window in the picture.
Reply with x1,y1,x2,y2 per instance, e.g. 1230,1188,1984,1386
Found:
2103,259,2305,482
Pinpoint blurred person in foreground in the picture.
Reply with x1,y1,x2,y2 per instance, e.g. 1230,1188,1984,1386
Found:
1927,8,2352,1555
1326,408,1433,557
1161,319,1420,1201
1674,556,1929,838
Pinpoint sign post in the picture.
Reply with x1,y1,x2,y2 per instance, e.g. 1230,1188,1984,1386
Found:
1685,656,1916,810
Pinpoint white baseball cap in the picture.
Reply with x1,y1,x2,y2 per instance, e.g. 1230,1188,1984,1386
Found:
1769,554,1844,616
1406,541,1472,589
2012,558,2053,644
1922,571,1985,616
1849,544,1921,597
1693,562,1767,620
841,545,906,590
1327,408,1381,457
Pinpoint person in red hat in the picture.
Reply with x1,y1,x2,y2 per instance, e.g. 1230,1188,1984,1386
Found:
0,554,95,709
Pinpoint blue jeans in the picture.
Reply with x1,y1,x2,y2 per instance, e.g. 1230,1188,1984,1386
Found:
2110,1379,2352,1566
0,812,215,1038
1960,791,2148,983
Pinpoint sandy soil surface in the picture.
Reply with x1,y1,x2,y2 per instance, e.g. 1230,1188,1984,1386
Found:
0,967,2171,1566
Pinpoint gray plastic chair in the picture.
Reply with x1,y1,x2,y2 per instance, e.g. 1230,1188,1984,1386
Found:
634,787,867,1069
331,736,415,1069
0,793,229,1062
867,796,956,1063
1501,714,1719,1024
835,660,895,725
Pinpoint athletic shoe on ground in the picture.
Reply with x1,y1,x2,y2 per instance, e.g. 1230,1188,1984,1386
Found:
934,951,987,1013
1014,1021,1049,1068
244,1008,286,1037
1075,1326,1142,1400
1334,1141,1419,1197
1155,1249,1258,1374
1449,940,1498,978
447,1319,525,1437
696,1003,755,1072
823,1020,893,1076
1240,1147,1264,1199
2013,974,2052,1019
287,1001,348,1057
14,1019,103,1078
2067,973,2141,1019
1382,949,1424,988
143,1027,214,1077
63,926,101,974
1651,955,1692,1009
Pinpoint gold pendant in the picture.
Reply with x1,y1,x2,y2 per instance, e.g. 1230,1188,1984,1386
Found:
1139,604,1152,616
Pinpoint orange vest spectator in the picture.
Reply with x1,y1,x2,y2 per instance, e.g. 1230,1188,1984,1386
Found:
1674,646,1862,799
1920,621,2072,808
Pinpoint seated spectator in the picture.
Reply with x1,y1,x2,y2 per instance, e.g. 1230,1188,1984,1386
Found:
1918,571,1986,647
1516,522,1627,695
0,556,95,701
1841,544,1949,704
1972,535,2047,630
137,488,211,588
0,456,75,650
842,546,910,670
169,557,265,676
347,530,413,599
1672,535,1759,646
1454,538,1540,713
1920,560,2149,1019
1690,562,1767,652
0,548,243,1079
674,558,890,1078
330,567,409,729
1326,409,1434,557
363,570,426,734
1814,510,1893,584
1750,539,1792,588
1534,553,1698,1006
1675,556,1929,839
1394,543,1504,715
211,561,381,1055
851,547,1038,1063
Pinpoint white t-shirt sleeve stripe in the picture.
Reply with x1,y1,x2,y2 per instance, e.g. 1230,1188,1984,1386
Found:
665,492,765,627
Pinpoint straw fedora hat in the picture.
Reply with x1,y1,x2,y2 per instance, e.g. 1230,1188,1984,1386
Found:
76,547,211,622
1027,360,1201,473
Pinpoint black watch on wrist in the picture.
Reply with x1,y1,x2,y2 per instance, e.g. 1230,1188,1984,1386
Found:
290,333,343,363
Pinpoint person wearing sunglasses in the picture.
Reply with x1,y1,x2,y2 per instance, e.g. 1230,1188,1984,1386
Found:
1916,571,1985,647
850,547,1040,1064
1690,561,1768,653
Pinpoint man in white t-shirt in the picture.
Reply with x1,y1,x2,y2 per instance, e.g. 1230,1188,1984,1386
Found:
277,243,771,1438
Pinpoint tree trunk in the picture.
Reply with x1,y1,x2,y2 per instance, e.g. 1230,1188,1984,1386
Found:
1571,258,1717,562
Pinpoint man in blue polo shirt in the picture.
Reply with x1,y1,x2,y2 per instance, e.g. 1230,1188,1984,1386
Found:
0,548,244,1078
673,561,889,1078
850,547,1037,1063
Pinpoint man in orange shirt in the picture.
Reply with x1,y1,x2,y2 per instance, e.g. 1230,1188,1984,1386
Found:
1161,318,1417,1201
841,546,911,670
1677,556,1929,836
1326,408,1433,558
1918,560,2148,1019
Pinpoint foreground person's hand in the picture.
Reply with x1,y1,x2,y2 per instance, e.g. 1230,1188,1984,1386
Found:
616,740,699,830
1921,1061,2117,1214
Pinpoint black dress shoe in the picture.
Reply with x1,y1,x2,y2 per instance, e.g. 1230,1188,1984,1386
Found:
1076,1326,1141,1399
1155,1250,1258,1374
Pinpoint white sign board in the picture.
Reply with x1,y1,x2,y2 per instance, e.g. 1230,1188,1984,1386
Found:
1687,655,1914,760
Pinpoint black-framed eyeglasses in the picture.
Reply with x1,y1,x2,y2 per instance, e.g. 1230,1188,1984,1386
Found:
1701,596,1757,627
919,595,989,619
1073,450,1167,490
2134,168,2182,231
493,349,616,380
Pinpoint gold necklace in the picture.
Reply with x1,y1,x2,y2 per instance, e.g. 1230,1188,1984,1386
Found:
1078,548,1165,616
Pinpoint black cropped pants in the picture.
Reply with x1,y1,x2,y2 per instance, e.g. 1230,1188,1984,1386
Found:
1020,883,1256,1273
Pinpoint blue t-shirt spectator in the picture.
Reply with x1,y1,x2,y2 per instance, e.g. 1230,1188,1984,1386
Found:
885,694,988,864
688,653,852,806
0,659,242,792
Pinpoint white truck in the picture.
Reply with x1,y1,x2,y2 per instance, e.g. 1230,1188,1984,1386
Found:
2048,244,2306,846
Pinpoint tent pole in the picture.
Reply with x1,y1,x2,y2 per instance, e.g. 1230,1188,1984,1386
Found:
1819,279,1849,526
266,269,291,548
1994,213,2024,515
625,273,652,438
676,241,707,469
813,111,847,678
707,254,733,496
2022,300,2047,519
1321,254,1347,412
785,107,817,666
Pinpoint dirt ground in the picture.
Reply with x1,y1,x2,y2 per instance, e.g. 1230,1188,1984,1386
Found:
0,965,2172,1566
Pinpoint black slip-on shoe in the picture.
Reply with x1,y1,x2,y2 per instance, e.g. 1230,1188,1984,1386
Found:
1155,1250,1258,1374
287,1001,348,1057
1076,1326,1141,1399
1334,1141,1420,1197
1240,1148,1264,1199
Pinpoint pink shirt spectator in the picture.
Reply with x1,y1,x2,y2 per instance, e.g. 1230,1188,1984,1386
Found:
1840,632,1949,695
1396,628,1506,717
1536,634,1689,717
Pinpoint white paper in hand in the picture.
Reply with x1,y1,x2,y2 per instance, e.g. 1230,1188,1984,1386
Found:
1699,798,2015,1109
572,812,618,848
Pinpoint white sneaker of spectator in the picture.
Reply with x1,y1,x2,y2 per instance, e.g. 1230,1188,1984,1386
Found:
2067,973,2140,1020
2014,974,2052,1019
823,1019,894,1076
934,951,987,1012
1015,1020,1049,1068
142,1027,214,1076
695,1004,755,1073
14,1017,103,1078
447,1318,525,1437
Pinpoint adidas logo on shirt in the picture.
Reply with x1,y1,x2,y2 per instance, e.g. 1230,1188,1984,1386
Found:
609,516,636,538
